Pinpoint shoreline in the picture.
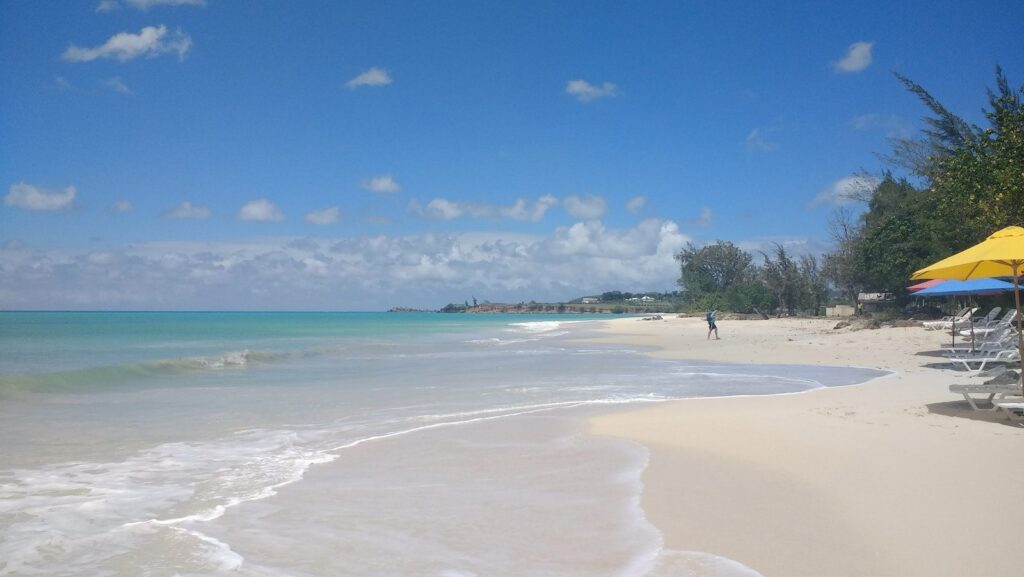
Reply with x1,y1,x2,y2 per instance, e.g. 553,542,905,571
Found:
585,315,1023,577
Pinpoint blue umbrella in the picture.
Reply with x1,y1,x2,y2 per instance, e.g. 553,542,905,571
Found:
914,278,1017,296
915,278,1016,349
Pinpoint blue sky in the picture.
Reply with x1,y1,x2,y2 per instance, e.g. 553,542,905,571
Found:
2,0,1022,310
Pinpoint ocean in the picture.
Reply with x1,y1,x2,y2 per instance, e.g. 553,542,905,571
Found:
0,312,886,577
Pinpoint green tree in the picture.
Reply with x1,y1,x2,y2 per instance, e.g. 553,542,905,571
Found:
853,175,940,292
761,244,802,315
675,241,753,304
929,70,1024,251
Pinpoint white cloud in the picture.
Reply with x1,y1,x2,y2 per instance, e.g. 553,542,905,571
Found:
347,67,393,89
566,79,618,102
98,0,204,9
163,201,210,219
848,113,914,138
0,219,691,310
809,175,881,207
124,0,206,8
62,25,192,63
505,195,559,221
688,206,712,227
562,194,607,219
745,127,778,152
421,198,463,220
110,200,133,213
237,199,285,222
834,41,874,73
104,77,133,95
362,175,401,193
410,196,559,222
626,196,647,214
4,183,76,211
305,207,340,226
54,76,73,91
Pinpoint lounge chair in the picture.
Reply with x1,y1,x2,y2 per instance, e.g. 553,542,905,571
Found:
949,383,1023,410
947,349,1021,373
923,307,977,331
943,328,1018,355
972,307,1001,325
959,309,1018,338
948,307,1001,336
993,399,1024,422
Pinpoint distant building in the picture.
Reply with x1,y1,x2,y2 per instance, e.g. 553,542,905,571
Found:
581,297,599,304
857,292,896,313
640,296,655,302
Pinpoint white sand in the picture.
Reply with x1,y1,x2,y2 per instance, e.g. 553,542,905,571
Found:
587,315,1023,577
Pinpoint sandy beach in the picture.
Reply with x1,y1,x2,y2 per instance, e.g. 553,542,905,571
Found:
588,315,1023,577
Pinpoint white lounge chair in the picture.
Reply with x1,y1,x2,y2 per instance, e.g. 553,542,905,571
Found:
993,399,1024,422
959,309,1018,338
948,349,1021,373
923,307,977,331
943,328,1018,355
949,383,1023,410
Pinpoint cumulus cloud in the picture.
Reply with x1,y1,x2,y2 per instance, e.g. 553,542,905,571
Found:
562,194,607,219
626,196,647,214
163,201,210,219
362,175,401,193
834,41,874,73
566,79,618,102
104,77,133,95
96,0,119,11
809,175,881,207
410,196,559,222
0,219,690,310
4,183,76,211
110,200,133,213
305,206,340,225
745,127,778,152
237,199,285,222
62,25,192,63
347,67,392,89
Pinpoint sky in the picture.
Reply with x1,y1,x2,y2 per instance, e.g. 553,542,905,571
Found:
2,0,1022,310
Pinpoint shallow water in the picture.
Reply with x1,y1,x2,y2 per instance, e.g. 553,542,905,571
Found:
0,312,886,576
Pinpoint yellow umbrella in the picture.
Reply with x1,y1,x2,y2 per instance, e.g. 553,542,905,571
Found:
911,225,1024,383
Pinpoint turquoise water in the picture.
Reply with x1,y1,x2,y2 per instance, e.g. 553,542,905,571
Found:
0,312,886,577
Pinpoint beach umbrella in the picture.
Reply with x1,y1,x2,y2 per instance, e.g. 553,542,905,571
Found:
911,226,1024,383
914,278,1017,350
907,279,945,292
913,278,1017,297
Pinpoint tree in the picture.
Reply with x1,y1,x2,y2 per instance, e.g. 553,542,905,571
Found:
675,241,753,303
853,175,942,293
761,244,802,315
828,68,1023,299
883,72,981,180
928,69,1024,251
822,207,863,303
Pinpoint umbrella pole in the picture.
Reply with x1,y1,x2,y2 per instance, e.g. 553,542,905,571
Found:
969,297,976,352
1014,265,1023,389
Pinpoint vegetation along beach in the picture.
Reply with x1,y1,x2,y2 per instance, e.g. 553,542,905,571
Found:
1,2,1022,576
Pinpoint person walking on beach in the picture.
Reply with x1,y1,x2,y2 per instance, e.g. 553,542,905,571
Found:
706,309,720,340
